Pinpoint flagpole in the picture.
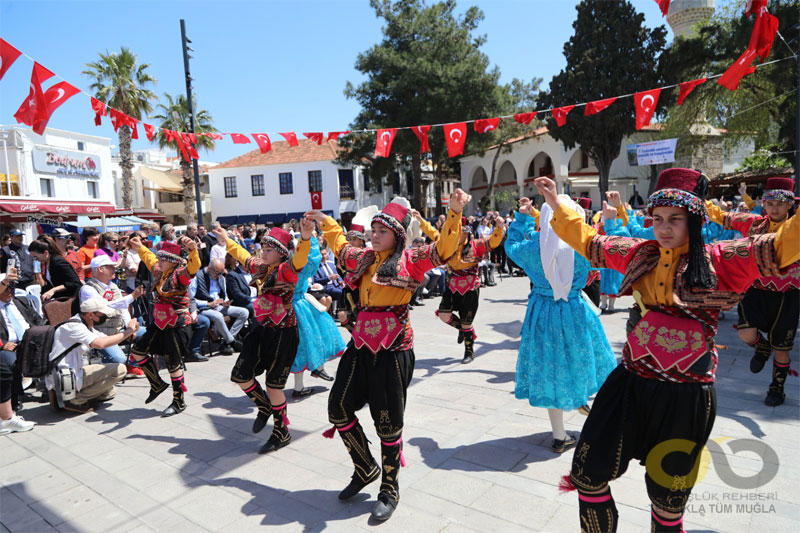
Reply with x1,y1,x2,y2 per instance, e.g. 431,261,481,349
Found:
180,19,204,226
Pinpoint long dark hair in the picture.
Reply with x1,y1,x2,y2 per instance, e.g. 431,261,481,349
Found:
30,235,63,258
686,174,713,289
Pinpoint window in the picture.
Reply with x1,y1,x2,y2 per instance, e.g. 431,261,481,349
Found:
308,170,322,192
338,169,354,199
40,178,54,197
251,174,265,196
224,176,238,198
77,141,85,151
279,172,293,194
87,181,99,198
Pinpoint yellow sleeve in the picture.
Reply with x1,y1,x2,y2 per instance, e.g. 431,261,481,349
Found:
775,213,800,268
592,211,602,225
321,216,348,257
532,207,540,228
435,209,462,260
743,192,755,210
225,238,251,266
705,200,726,225
418,217,440,240
186,249,200,276
487,223,505,250
617,205,629,227
549,203,599,260
138,246,158,271
292,238,311,271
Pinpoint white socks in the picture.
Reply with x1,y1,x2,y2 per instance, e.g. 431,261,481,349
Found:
293,372,304,392
548,409,567,441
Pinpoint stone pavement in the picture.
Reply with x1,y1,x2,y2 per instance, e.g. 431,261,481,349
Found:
1,275,798,532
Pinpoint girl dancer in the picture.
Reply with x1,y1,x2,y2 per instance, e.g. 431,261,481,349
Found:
505,197,616,454
534,169,799,532
305,191,467,521
127,236,200,417
215,219,314,454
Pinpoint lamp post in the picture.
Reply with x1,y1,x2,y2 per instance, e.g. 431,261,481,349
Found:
180,19,204,225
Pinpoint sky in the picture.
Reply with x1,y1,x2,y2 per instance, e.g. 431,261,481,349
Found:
0,0,674,164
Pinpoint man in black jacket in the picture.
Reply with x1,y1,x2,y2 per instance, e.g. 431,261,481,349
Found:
194,259,248,354
0,229,35,288
225,258,254,320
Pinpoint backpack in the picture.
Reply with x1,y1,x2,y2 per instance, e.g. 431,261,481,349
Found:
18,319,82,378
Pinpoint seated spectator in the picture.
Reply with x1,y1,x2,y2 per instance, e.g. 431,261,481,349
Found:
80,255,147,378
186,297,211,362
147,223,161,247
225,254,254,320
155,224,176,251
192,258,248,355
94,232,121,263
209,223,228,263
0,270,45,413
48,298,140,413
1,357,33,434
312,246,343,305
78,228,99,279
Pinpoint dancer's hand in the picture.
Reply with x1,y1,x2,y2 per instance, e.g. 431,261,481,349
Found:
738,182,747,196
602,201,618,222
128,236,142,252
450,189,471,214
518,197,533,216
180,236,197,252
411,209,424,222
299,216,315,240
303,210,328,224
606,191,622,208
212,227,228,245
534,177,560,211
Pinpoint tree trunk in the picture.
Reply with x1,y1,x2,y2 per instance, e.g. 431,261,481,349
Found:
411,154,424,213
118,125,133,209
486,140,504,211
648,164,660,195
597,154,611,200
434,170,443,215
181,159,196,225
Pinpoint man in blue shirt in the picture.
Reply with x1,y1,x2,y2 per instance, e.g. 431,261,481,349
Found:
191,259,248,355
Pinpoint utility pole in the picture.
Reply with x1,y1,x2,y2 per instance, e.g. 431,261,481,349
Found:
180,19,204,225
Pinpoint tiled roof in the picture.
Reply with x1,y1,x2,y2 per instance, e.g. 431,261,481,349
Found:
212,139,342,169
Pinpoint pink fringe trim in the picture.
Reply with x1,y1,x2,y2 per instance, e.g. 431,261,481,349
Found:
558,474,577,493
381,438,406,467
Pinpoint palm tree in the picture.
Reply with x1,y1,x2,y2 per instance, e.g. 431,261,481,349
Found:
151,93,217,224
83,47,157,209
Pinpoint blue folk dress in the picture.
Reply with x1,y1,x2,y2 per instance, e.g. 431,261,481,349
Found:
599,219,627,297
505,212,617,410
291,238,347,373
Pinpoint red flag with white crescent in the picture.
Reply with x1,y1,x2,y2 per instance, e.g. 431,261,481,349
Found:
551,105,575,127
199,132,223,140
717,49,757,91
748,10,778,61
179,132,199,159
584,97,617,116
304,132,324,145
229,133,251,144
443,122,467,158
14,62,54,128
109,108,138,139
279,132,299,146
0,38,22,82
252,133,272,154
144,123,156,141
745,0,766,17
633,89,661,130
655,0,670,17
513,111,537,125
33,81,80,134
374,128,397,158
474,117,501,133
412,125,431,153
90,97,107,126
677,78,707,106
327,131,350,142
310,191,323,210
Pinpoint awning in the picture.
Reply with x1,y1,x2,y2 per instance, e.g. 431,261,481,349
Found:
216,215,238,225
0,198,116,215
75,216,144,229
257,213,285,225
135,166,182,192
112,208,166,221
237,214,259,225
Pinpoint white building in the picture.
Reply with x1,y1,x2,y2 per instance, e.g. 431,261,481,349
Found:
0,126,116,239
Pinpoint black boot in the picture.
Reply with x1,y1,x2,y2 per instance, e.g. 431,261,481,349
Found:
337,419,381,500
137,356,169,404
243,380,272,433
651,508,683,532
747,333,772,373
461,329,475,364
372,438,403,521
161,375,187,417
578,487,618,533
259,402,291,453
765,361,790,406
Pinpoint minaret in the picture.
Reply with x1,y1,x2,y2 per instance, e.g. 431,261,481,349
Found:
667,0,715,39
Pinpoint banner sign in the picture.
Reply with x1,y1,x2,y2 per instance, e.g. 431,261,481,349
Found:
626,138,678,166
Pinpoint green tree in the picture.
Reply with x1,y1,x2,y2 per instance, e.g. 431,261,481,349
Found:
151,93,217,224
83,47,157,209
336,0,509,214
538,0,666,196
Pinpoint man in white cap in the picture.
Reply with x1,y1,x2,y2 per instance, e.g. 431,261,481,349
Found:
80,255,146,378
47,297,140,413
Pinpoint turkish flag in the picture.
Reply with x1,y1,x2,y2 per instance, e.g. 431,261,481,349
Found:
163,130,189,160
279,132,299,146
33,81,80,134
0,38,22,82
717,49,757,91
584,97,617,116
749,10,778,61
634,88,661,130
745,0,767,17
443,122,467,158
179,132,199,159
551,105,575,127
90,97,107,126
310,191,323,210
412,125,431,153
199,132,223,140
677,78,707,105
230,133,251,144
327,131,350,142
655,0,670,17
513,111,537,125
252,133,272,154
144,123,156,141
474,117,501,133
374,128,397,158
304,132,324,145
109,108,138,139
14,62,54,128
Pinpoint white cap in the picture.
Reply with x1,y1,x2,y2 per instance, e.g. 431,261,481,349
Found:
90,255,115,270
80,298,114,315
